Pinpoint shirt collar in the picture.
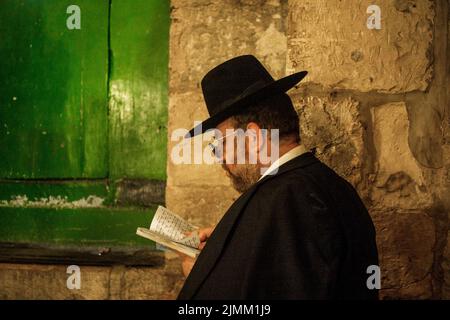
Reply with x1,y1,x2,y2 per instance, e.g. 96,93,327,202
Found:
258,144,308,181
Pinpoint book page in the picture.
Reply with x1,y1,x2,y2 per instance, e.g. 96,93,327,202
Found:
149,206,200,248
136,228,200,258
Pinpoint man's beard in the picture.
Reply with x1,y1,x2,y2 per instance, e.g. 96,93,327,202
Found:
222,163,261,193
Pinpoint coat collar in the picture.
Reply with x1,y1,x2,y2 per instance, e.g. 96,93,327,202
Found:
258,144,309,181
177,152,319,299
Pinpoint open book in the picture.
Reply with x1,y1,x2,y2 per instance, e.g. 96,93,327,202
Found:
136,205,201,258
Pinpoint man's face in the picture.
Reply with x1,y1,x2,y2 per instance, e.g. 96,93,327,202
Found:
214,118,261,193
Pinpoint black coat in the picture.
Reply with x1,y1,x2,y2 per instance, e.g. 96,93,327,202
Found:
177,152,379,300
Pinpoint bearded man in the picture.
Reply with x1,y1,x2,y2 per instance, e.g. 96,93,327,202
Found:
177,55,379,300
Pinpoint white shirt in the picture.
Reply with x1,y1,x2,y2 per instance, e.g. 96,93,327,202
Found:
258,144,308,181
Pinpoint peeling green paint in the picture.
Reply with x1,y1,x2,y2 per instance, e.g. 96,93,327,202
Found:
0,180,110,201
0,195,105,208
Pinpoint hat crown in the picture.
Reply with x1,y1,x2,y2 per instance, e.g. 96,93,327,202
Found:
185,54,307,138
201,55,274,116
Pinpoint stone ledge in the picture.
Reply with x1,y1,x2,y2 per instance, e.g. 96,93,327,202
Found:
0,257,184,300
0,242,165,267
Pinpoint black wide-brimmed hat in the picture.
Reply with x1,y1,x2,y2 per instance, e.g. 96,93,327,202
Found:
185,55,308,138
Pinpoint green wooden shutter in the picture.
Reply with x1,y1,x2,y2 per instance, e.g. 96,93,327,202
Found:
0,0,109,178
109,0,169,180
0,0,170,262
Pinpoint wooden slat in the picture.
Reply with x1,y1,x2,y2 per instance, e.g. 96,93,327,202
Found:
0,242,164,266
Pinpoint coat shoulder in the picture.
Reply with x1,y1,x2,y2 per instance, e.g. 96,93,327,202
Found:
254,159,337,201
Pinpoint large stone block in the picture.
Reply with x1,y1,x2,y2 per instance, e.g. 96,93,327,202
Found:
120,259,184,300
0,263,110,300
292,95,365,192
168,156,233,188
168,91,208,132
167,93,233,187
371,102,433,210
166,184,240,227
380,275,433,300
371,210,435,298
0,262,185,300
287,0,434,93
443,231,450,299
406,94,444,169
170,0,288,93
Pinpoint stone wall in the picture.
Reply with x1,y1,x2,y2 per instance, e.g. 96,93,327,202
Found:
167,0,450,299
1,0,448,300
0,255,183,299
167,0,290,228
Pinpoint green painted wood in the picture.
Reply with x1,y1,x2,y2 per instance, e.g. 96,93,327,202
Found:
0,1,170,253
109,0,169,180
0,206,156,248
0,0,109,179
0,180,110,204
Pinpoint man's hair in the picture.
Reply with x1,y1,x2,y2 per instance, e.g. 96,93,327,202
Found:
230,93,300,142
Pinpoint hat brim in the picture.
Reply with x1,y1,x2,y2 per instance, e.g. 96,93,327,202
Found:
185,71,308,138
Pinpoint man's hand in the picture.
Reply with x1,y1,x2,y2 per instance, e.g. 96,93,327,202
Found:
197,226,214,250
179,226,215,277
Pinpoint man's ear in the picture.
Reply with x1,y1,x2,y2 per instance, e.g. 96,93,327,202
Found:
246,122,259,141
246,122,265,152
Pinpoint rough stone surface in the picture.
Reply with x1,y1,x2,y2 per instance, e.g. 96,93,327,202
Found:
443,232,450,299
371,102,433,210
292,95,366,192
0,258,185,300
0,264,110,300
166,185,240,227
2,0,446,301
442,146,450,299
406,93,444,169
120,256,184,300
170,0,288,94
371,210,435,299
164,0,448,301
167,0,288,226
168,91,208,134
380,275,433,300
167,92,233,187
287,0,434,93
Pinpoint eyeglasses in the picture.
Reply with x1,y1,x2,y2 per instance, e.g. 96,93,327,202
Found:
208,131,236,157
